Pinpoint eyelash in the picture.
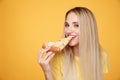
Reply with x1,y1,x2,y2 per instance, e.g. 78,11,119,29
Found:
65,24,69,27
65,24,79,28
74,24,79,27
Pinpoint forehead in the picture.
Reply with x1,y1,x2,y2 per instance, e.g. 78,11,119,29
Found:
66,12,78,22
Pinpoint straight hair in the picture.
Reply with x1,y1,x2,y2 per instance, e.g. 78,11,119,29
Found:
62,7,103,80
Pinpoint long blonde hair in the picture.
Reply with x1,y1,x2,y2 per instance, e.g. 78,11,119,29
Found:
62,7,103,80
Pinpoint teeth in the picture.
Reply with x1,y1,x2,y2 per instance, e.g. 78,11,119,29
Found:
68,36,74,38
68,36,74,39
67,36,73,40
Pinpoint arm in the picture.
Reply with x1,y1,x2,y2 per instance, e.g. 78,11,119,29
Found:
38,36,71,80
44,69,54,80
38,48,55,80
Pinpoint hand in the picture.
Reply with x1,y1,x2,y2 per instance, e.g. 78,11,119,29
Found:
38,48,55,72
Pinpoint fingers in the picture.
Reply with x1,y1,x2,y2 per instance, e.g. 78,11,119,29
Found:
46,52,55,62
44,52,55,61
38,47,50,59
38,48,55,65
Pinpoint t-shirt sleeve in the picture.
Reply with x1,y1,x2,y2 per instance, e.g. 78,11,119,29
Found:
50,52,63,80
101,49,109,73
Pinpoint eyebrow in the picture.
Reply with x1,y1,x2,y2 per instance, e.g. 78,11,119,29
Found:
72,22,78,24
65,21,78,24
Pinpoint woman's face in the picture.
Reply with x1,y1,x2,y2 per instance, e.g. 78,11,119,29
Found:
64,12,79,47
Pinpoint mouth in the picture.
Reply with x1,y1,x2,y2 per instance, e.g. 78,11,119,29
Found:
68,35,76,40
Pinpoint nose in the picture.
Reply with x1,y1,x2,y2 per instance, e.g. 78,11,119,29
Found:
65,26,75,37
66,26,74,33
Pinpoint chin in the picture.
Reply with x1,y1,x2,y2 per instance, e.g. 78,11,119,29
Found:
68,43,79,47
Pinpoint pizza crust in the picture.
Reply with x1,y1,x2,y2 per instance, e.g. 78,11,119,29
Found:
42,36,73,52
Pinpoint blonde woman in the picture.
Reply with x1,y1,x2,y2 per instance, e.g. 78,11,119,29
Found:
38,7,108,80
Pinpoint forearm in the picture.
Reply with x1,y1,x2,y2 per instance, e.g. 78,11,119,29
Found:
44,70,54,80
38,48,55,80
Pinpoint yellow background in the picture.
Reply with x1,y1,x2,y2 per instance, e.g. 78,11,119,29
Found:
0,0,120,80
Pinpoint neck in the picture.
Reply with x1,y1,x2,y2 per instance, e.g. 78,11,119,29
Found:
72,44,79,56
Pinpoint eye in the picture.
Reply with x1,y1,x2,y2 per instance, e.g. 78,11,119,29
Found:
73,22,79,28
64,22,69,28
74,24,79,27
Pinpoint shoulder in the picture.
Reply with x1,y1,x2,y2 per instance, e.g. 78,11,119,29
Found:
50,51,64,69
50,51,64,63
50,52,64,80
101,48,108,58
100,48,109,73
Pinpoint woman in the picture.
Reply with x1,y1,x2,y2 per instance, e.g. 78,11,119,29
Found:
38,7,108,80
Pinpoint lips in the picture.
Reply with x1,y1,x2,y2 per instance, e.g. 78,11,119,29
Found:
68,35,76,41
65,34,77,41
71,36,76,40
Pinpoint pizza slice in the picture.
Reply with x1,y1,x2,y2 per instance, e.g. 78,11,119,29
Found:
42,36,73,52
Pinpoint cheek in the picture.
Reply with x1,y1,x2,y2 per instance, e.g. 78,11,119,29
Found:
76,30,79,36
68,37,79,47
64,29,67,33
64,28,66,32
64,29,68,36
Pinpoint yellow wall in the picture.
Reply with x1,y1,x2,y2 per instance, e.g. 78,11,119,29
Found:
0,0,120,80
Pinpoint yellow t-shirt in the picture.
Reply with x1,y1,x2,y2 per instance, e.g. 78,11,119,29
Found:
50,49,108,80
